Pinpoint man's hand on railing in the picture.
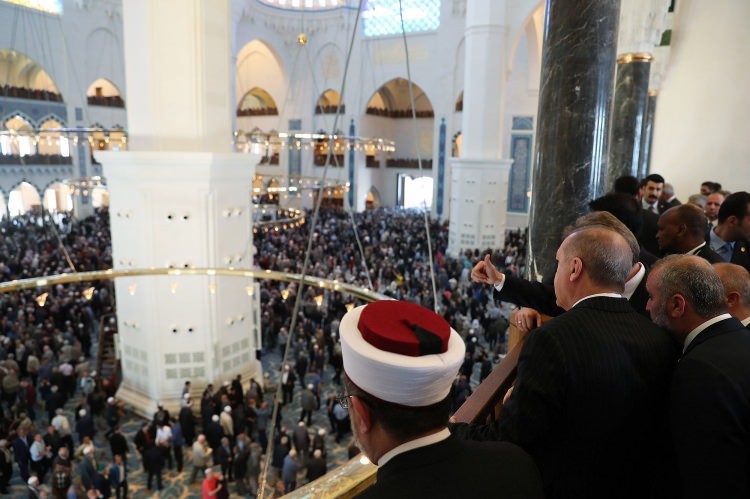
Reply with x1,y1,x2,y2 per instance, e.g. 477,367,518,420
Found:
515,307,543,333
471,254,505,287
503,385,514,405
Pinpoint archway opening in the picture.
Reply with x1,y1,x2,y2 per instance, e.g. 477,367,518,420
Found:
398,174,433,210
1,115,34,157
237,87,279,116
8,181,41,217
86,78,124,108
315,89,345,114
365,78,433,118
365,187,381,210
39,118,69,157
43,182,73,214
0,49,63,101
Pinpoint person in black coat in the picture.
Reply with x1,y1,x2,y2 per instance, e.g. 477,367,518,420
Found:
143,445,164,491
646,255,750,498
13,427,32,482
458,226,678,499
108,427,128,459
179,398,196,445
339,300,544,499
656,204,724,262
306,449,327,482
0,438,14,493
75,409,96,444
485,212,652,319
204,415,224,455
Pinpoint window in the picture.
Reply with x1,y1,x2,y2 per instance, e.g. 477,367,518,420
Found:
362,0,440,37
1,0,62,14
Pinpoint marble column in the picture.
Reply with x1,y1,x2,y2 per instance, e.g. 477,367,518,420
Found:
527,0,621,281
638,90,658,178
607,53,653,186
448,0,511,256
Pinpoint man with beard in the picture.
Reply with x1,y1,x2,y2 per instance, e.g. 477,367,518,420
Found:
338,300,543,498
646,255,750,498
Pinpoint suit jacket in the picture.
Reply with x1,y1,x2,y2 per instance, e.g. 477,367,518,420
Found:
670,317,750,499
356,435,544,499
694,244,724,264
731,239,750,272
639,209,661,255
453,297,679,499
495,269,651,317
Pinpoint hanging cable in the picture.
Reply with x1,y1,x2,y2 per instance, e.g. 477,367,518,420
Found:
398,0,439,312
257,2,366,497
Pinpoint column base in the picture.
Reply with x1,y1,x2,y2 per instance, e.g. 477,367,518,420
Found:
447,158,511,257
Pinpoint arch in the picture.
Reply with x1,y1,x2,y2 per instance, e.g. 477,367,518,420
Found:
0,189,6,220
315,89,345,114
365,186,381,210
455,91,463,112
1,115,35,156
365,78,434,118
38,118,67,156
237,87,279,116
508,2,544,88
8,181,42,217
42,181,73,214
235,39,286,110
86,78,125,108
452,131,462,157
0,49,63,101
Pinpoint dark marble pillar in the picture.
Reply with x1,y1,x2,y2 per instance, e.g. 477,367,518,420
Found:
527,0,621,281
607,53,653,187
638,90,658,179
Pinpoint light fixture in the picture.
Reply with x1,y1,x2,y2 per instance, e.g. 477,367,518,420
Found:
170,283,178,294
297,33,308,46
128,284,137,296
280,289,290,300
82,287,95,300
345,303,355,312
35,292,48,307
314,295,323,307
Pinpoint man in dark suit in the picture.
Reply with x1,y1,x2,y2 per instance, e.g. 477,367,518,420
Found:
338,300,544,498
486,212,651,322
714,262,750,329
708,191,750,272
641,173,668,214
656,204,724,262
660,182,681,210
646,255,750,498
458,226,678,499
12,427,31,483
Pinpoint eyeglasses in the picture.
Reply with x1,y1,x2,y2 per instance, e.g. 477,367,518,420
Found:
336,394,354,409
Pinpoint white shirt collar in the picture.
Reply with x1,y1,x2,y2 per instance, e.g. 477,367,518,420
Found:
685,242,707,256
377,428,451,467
571,293,622,309
622,263,646,300
742,316,750,327
683,313,732,352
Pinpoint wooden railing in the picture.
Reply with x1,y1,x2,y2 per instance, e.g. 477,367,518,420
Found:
287,310,528,497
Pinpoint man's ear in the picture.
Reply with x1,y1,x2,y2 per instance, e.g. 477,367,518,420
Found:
352,397,372,434
669,294,687,318
569,257,583,282
726,291,741,309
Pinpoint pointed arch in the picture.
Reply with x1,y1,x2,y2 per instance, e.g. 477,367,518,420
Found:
8,180,41,216
0,49,63,101
86,78,125,107
365,78,434,118
365,186,382,210
315,89,345,114
235,39,286,111
237,87,279,116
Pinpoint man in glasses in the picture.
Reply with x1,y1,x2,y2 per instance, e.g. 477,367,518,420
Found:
337,300,543,498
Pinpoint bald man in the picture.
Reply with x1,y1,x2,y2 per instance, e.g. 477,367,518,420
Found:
455,226,677,499
656,204,724,262
714,262,750,328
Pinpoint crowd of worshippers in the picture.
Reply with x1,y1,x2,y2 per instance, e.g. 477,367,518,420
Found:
0,210,118,496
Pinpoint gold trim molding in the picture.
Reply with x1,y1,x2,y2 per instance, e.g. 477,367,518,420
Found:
617,52,654,64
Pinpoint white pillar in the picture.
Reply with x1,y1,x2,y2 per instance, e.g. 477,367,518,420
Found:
448,0,511,256
99,0,261,417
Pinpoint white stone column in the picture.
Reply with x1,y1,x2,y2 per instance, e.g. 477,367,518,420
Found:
448,0,511,256
99,0,261,417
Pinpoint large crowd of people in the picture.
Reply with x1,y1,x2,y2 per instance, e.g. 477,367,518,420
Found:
0,172,748,497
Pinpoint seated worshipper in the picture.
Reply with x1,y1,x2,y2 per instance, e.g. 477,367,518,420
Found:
656,204,724,262
646,256,750,498
454,226,677,499
714,263,750,328
475,211,651,319
338,300,544,498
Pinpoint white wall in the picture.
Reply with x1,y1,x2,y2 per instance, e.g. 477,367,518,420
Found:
652,0,750,198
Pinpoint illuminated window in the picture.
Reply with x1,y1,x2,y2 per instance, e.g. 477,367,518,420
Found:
1,0,63,14
362,0,440,37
